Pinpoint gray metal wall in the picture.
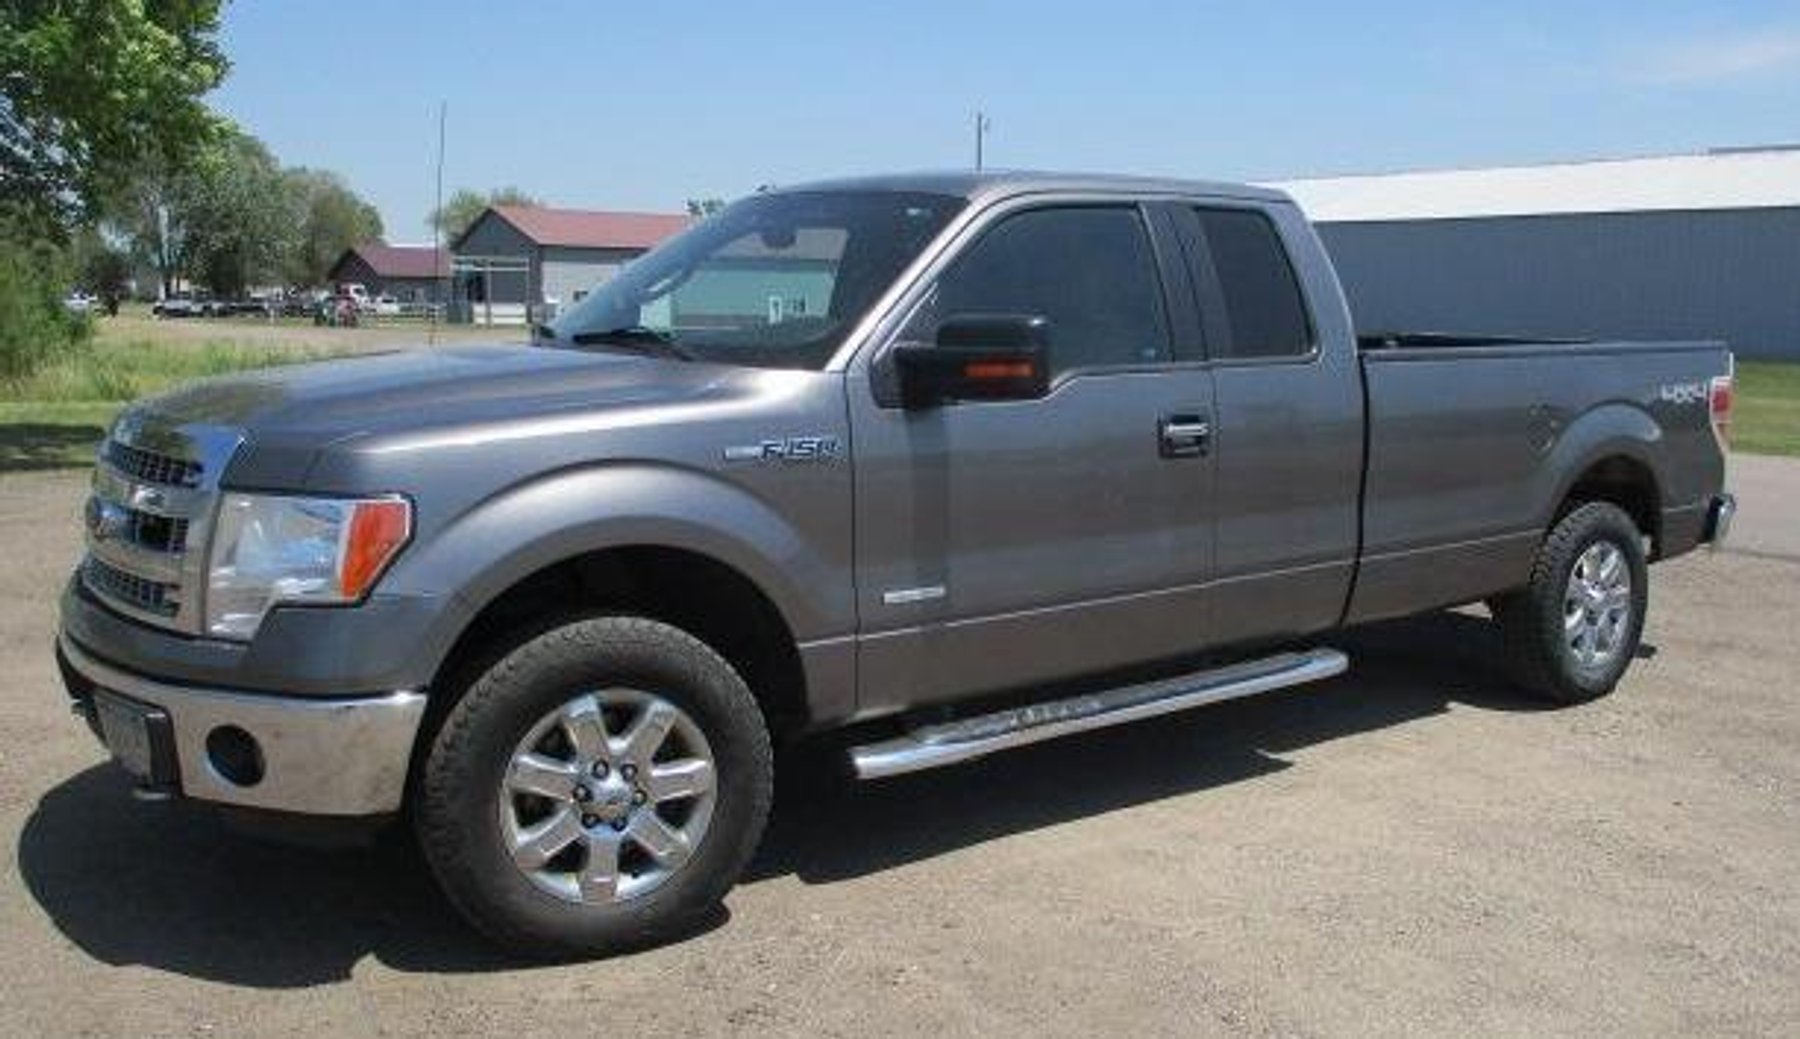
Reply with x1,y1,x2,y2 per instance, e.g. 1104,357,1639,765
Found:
453,214,534,305
1314,206,1800,360
540,246,641,308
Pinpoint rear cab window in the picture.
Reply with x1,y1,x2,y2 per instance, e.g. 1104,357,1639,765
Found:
1178,206,1315,362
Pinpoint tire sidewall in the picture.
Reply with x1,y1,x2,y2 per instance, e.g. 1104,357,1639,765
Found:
418,617,771,956
1541,506,1649,699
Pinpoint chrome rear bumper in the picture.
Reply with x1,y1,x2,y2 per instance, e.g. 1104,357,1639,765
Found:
1703,492,1736,548
58,634,426,816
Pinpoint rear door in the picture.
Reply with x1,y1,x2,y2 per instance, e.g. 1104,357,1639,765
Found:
847,199,1219,714
1167,202,1363,646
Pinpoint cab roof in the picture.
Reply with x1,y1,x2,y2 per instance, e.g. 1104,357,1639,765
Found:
772,169,1290,207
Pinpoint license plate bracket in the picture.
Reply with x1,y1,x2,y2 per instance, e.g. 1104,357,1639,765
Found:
92,690,179,789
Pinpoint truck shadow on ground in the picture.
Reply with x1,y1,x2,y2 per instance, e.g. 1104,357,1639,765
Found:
17,609,1593,987
0,423,104,471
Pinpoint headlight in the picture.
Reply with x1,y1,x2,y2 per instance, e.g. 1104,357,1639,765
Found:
205,492,412,640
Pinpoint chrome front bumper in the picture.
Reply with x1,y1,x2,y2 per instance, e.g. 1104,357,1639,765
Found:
58,635,427,816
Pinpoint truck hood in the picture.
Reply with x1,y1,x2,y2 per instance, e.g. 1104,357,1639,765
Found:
136,344,737,437
127,344,754,486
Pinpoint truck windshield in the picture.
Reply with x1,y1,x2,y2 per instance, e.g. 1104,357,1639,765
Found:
546,190,966,371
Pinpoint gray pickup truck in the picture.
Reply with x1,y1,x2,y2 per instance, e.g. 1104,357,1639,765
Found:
57,172,1735,956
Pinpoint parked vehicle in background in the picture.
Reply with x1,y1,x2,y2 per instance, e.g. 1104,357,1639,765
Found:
312,292,361,327
57,171,1735,959
152,294,201,318
372,294,401,316
281,290,326,318
62,291,94,316
334,282,373,313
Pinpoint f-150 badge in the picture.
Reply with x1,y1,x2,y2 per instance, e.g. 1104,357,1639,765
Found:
723,436,843,464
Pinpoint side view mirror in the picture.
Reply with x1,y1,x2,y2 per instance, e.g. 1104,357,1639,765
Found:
894,313,1052,409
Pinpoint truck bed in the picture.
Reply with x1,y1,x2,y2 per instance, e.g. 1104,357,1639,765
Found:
1357,331,1589,351
1347,335,1731,624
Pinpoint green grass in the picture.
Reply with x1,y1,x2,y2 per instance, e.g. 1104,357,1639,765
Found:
1734,361,1800,457
2,338,351,473
5,339,346,404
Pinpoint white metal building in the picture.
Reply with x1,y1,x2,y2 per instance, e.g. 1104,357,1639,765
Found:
1268,146,1800,359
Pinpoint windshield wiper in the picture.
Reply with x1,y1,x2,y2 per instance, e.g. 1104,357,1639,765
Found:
569,325,697,361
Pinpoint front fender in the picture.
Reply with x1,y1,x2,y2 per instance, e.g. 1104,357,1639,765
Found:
385,461,851,677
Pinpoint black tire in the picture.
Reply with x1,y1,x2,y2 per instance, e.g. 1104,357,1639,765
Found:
1490,502,1649,704
415,616,773,959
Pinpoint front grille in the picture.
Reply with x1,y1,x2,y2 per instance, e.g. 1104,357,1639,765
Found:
129,512,189,554
83,556,179,617
103,440,203,488
86,497,189,554
85,420,236,633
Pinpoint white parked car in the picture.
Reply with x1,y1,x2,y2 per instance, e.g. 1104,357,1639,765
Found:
153,295,199,318
372,294,401,316
62,291,95,315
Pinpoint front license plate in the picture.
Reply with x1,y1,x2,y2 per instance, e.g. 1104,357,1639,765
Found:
93,690,161,782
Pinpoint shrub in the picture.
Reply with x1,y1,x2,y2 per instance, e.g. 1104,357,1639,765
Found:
0,236,89,383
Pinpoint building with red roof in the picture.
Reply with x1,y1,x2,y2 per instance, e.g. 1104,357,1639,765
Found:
326,243,452,305
450,204,692,323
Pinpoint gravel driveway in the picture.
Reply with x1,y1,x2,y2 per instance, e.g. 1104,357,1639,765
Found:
1,466,1796,1037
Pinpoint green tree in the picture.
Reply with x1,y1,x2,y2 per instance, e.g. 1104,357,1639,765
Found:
285,168,384,286
0,0,230,236
110,158,193,298
70,227,132,299
182,131,298,296
428,186,541,244
685,197,726,217
113,130,297,297
0,235,88,381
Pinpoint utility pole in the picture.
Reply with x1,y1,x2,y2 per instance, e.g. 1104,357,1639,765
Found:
429,100,446,346
974,111,991,170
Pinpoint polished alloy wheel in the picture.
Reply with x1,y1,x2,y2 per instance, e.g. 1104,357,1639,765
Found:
500,689,717,904
1563,540,1633,669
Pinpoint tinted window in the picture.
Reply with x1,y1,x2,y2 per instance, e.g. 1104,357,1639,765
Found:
921,206,1169,374
1194,208,1311,359
549,191,964,370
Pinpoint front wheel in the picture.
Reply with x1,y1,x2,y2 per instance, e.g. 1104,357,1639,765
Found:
415,616,773,958
1490,502,1649,704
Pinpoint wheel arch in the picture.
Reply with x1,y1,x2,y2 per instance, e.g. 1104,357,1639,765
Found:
1557,454,1662,554
1538,404,1669,556
429,544,813,744
391,464,848,763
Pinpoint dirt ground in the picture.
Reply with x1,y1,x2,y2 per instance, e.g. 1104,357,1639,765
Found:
1,465,1796,1038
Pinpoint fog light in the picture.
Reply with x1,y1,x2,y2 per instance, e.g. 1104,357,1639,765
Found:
206,725,265,787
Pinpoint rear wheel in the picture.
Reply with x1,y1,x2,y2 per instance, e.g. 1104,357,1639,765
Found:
1491,502,1649,704
416,616,773,958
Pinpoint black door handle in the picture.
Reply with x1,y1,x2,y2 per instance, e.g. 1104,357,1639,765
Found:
1159,413,1211,458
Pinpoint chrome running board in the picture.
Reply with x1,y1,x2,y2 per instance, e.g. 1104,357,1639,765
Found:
849,648,1349,780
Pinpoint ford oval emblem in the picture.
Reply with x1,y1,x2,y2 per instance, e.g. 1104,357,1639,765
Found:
86,498,129,542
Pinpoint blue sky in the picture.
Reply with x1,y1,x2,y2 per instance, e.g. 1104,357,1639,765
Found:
211,1,1800,241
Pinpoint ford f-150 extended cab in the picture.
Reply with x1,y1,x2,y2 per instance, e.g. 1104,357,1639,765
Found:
56,172,1735,956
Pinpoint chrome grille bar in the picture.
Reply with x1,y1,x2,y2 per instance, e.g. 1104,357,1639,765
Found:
81,414,240,635
83,556,180,617
102,439,204,487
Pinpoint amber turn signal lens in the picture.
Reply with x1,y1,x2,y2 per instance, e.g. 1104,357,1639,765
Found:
339,499,412,599
963,360,1036,381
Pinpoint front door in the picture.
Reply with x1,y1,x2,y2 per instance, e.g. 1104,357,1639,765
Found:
848,201,1218,714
